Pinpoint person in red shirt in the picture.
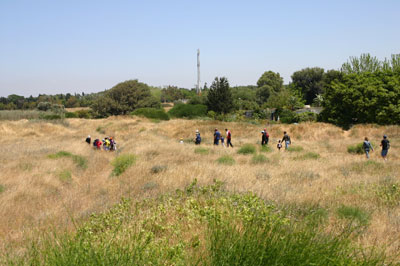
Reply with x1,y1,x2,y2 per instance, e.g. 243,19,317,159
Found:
225,128,233,148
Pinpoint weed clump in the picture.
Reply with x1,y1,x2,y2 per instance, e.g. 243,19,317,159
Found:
251,154,269,164
58,170,72,183
347,143,364,154
337,205,370,225
111,154,136,176
48,151,88,169
237,144,256,155
216,155,235,165
260,145,272,153
194,147,209,155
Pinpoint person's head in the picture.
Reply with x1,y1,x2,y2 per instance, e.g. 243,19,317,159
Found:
215,128,217,131
225,128,228,131
196,129,199,133
284,131,287,134
278,140,281,143
264,128,266,131
365,137,368,141
383,135,387,139
88,135,90,138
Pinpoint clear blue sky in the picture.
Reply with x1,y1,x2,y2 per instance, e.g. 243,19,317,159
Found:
1,0,399,97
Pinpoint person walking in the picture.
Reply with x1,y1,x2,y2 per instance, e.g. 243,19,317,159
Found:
214,128,221,146
85,135,91,145
380,135,390,161
363,137,374,159
195,130,201,145
225,128,233,148
264,128,269,145
282,131,291,150
261,130,266,146
277,140,282,151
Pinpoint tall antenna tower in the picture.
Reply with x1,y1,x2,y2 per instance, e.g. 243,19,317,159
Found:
196,49,200,94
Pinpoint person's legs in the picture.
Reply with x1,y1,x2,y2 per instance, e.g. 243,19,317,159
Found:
365,150,369,159
266,138,269,145
285,141,290,149
381,149,388,160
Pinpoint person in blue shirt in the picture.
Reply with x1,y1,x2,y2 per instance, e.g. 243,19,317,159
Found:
195,130,201,145
214,128,221,145
362,137,374,159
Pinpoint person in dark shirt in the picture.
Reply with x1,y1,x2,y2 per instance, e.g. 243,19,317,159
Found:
195,130,201,145
380,135,390,160
214,128,221,145
362,137,374,159
282,131,291,150
86,135,91,144
225,129,233,148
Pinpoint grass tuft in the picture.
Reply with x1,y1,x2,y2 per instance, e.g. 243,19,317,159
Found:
251,154,269,164
216,155,235,165
48,151,87,169
347,143,364,154
237,144,256,155
287,146,304,152
0,184,5,193
111,154,136,176
337,205,370,225
295,152,320,160
194,147,209,155
260,145,272,153
58,170,72,183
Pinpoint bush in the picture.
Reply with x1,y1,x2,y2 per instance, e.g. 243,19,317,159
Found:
237,144,256,155
168,104,207,118
216,155,235,165
347,143,364,154
131,108,170,120
65,112,78,118
111,154,136,176
278,109,298,124
75,109,92,119
297,112,318,122
251,154,269,164
336,205,370,225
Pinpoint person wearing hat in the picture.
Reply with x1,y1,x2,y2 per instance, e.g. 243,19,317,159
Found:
380,135,390,160
85,135,91,145
195,130,201,145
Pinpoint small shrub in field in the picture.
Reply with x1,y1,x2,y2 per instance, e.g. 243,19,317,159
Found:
287,146,303,152
216,155,235,165
0,184,5,193
260,145,272,153
295,152,320,160
251,154,269,164
58,170,72,183
65,112,78,118
237,144,256,155
194,147,209,155
337,205,370,225
151,165,167,174
131,108,170,121
347,143,364,154
111,154,136,176
142,182,158,191
48,151,87,169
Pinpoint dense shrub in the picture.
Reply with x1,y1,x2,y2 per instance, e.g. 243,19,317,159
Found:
278,109,298,124
111,154,136,176
132,108,170,120
75,109,93,119
347,143,364,154
336,205,370,225
297,112,318,122
65,112,78,118
40,114,62,120
168,104,207,118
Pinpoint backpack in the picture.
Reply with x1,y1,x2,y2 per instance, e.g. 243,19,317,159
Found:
266,132,269,138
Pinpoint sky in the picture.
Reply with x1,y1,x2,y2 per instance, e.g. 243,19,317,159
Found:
0,0,399,97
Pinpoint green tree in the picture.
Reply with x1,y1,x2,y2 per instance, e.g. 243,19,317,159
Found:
92,80,160,117
256,71,283,104
160,86,184,102
206,77,234,114
291,67,324,105
341,53,382,74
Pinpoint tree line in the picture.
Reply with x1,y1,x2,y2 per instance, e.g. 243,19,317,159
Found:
1,53,399,128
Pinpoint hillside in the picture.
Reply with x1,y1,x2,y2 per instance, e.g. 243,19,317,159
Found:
0,117,399,263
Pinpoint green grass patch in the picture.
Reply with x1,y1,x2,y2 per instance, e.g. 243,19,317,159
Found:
295,152,320,160
251,154,269,164
0,184,5,194
131,108,170,121
237,144,256,155
337,205,370,225
58,170,72,183
347,143,364,154
260,145,272,153
111,154,136,176
194,147,209,155
216,155,235,165
287,146,304,152
48,151,87,169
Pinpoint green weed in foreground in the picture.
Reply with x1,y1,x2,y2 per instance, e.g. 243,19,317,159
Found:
237,144,256,155
337,205,370,226
9,181,388,265
347,143,364,154
295,152,320,160
48,151,88,169
260,145,272,153
251,154,269,164
194,147,209,155
287,146,304,152
216,155,235,165
111,154,136,176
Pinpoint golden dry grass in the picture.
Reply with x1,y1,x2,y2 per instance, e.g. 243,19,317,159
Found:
0,117,399,255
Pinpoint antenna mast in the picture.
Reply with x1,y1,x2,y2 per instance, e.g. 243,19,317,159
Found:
197,49,200,94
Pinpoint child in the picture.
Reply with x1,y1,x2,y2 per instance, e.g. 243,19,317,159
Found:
277,140,282,151
221,136,225,147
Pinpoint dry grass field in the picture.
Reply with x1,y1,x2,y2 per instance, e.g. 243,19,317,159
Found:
0,117,399,259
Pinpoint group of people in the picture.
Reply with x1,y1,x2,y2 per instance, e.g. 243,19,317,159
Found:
211,128,234,147
363,135,390,160
85,135,117,151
